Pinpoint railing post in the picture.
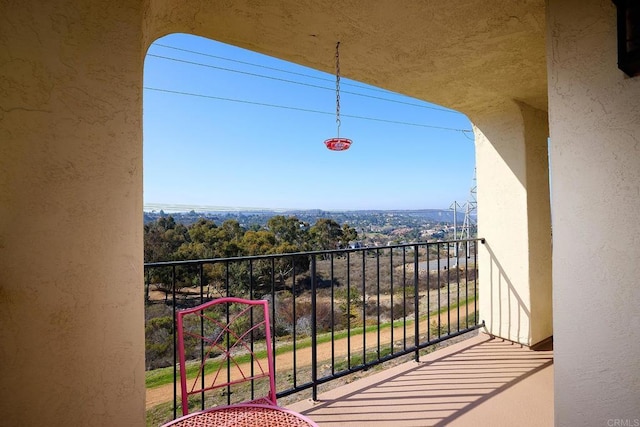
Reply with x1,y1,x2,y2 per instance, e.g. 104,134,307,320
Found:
292,258,298,388
426,243,431,343
447,242,451,336
199,264,205,411
402,247,407,351
249,259,255,401
171,265,177,418
311,254,318,401
270,258,277,376
144,269,150,304
414,245,420,362
477,239,484,325
437,244,442,337
376,249,381,362
346,252,351,368
330,253,335,375
362,251,366,368
389,248,394,354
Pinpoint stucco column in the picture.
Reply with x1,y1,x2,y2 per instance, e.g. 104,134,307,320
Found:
548,0,640,425
474,101,553,346
0,2,145,425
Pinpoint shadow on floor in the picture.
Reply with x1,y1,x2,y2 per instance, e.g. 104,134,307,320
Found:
287,333,553,426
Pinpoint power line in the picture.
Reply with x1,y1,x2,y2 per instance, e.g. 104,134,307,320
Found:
155,43,369,89
144,86,473,133
154,43,415,97
146,52,461,114
461,130,475,141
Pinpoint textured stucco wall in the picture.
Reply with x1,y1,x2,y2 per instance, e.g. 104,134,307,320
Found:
474,102,552,346
143,0,548,115
0,0,558,424
547,0,640,424
521,103,553,344
0,1,145,425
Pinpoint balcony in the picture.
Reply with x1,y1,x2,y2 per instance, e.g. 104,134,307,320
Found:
287,333,553,426
142,238,551,426
6,2,640,424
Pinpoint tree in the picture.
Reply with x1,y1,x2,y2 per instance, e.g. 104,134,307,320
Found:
176,218,219,259
309,218,343,251
143,216,191,300
216,220,246,257
340,223,358,248
241,230,277,255
266,215,310,250
144,216,189,262
270,242,310,293
188,218,218,245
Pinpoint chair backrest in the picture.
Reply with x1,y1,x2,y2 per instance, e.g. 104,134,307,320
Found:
176,297,277,415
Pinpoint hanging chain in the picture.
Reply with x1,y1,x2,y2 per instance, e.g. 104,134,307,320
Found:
335,41,341,137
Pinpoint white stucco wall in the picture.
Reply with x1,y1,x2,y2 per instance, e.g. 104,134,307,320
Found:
522,103,554,344
474,101,552,346
547,0,640,424
0,1,145,425
9,0,638,424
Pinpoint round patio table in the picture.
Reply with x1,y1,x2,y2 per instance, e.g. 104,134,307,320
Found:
161,403,318,427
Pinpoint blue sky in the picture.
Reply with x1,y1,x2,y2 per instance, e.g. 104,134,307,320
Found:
143,33,475,211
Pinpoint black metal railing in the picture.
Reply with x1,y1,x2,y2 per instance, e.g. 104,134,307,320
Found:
144,238,484,423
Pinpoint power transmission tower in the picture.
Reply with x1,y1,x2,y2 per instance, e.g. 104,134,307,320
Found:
449,200,462,256
461,168,477,240
450,169,478,257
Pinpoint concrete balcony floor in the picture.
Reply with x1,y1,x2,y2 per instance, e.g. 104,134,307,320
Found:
287,333,553,426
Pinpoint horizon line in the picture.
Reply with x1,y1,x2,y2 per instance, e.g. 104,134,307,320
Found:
143,203,455,213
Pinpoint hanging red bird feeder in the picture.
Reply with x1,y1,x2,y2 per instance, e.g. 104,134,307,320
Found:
325,41,352,151
324,137,352,151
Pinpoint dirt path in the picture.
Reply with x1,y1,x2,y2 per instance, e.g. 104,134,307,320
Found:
146,303,476,409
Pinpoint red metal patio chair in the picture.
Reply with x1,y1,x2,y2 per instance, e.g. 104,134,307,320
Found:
175,297,277,416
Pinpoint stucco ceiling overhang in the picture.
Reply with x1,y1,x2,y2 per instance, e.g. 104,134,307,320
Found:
146,0,548,116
